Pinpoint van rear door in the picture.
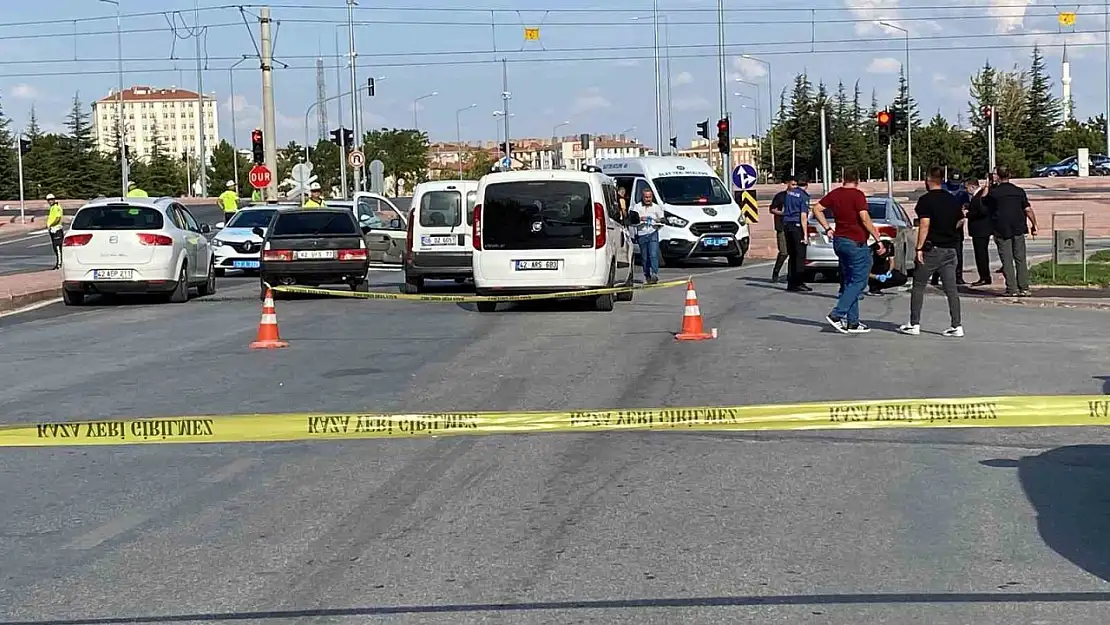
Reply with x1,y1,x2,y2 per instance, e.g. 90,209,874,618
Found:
416,185,469,252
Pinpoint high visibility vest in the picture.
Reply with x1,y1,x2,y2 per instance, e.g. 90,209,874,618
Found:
46,203,63,233
219,190,239,213
127,188,148,198
251,189,262,201
303,198,325,208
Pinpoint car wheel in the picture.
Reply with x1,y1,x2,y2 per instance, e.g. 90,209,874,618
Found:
167,264,189,303
62,289,84,306
594,265,616,312
476,301,497,313
198,260,217,296
352,279,369,293
1048,171,1058,177
402,273,423,294
214,268,226,277
802,269,818,283
615,270,634,302
727,253,745,267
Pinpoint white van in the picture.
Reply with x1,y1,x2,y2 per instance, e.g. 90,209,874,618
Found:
471,169,635,313
404,180,478,293
597,156,750,266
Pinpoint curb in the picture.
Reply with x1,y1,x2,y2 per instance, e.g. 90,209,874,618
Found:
0,287,62,313
964,295,1110,311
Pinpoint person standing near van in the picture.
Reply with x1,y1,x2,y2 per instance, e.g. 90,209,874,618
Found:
633,188,664,284
781,178,811,292
768,176,795,282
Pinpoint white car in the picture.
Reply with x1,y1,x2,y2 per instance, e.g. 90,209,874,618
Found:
404,180,479,293
61,197,216,305
211,206,278,276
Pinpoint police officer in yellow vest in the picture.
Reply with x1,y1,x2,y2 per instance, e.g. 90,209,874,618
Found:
46,193,64,270
126,181,148,198
303,182,326,208
218,180,239,224
251,189,262,202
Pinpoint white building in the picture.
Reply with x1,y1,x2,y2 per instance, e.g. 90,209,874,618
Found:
92,86,219,162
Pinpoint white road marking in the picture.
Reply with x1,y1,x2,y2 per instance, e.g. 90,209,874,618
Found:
0,231,47,246
199,458,257,484
65,512,150,550
28,241,53,248
0,297,62,319
367,266,402,272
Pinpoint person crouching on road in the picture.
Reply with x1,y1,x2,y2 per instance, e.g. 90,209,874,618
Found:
900,166,964,337
303,183,326,208
781,177,812,292
866,240,907,295
632,188,664,284
45,193,64,270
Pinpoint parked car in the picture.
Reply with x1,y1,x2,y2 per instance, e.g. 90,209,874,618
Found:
1033,154,1110,177
210,206,277,276
256,208,371,299
328,192,408,264
804,196,916,281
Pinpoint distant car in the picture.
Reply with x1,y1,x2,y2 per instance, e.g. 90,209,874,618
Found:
60,197,216,305
1034,154,1110,177
210,207,277,276
256,207,370,299
804,196,916,281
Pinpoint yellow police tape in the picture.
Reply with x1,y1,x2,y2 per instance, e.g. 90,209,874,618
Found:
3,395,1108,447
268,278,689,302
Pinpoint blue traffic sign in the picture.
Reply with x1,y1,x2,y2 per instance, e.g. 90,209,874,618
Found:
500,156,512,170
732,163,758,190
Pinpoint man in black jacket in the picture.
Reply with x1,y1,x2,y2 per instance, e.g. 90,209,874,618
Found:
963,178,993,286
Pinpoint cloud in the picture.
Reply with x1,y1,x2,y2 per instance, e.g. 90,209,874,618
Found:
672,95,711,111
673,71,694,86
10,83,37,100
867,57,902,74
731,57,767,81
570,87,611,115
613,59,641,67
988,0,1033,33
844,0,894,35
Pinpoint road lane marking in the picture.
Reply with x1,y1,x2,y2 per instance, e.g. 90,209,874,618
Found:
0,232,47,246
199,457,257,483
65,512,150,550
0,297,62,319
28,241,53,248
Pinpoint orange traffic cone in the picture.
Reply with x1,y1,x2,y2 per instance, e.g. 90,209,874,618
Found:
250,288,289,349
675,279,716,341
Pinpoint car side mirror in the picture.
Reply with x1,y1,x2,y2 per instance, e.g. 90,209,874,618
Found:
361,225,372,235
252,227,265,237
200,223,211,234
912,218,920,227
390,218,402,229
214,221,225,229
628,212,641,225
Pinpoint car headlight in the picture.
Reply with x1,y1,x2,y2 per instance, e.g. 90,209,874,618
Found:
211,239,224,248
663,212,688,228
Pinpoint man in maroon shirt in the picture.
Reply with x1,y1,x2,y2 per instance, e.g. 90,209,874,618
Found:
810,168,883,333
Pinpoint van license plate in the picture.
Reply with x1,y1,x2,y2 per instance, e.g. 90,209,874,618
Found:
93,269,133,280
422,235,456,246
515,260,559,271
704,237,730,247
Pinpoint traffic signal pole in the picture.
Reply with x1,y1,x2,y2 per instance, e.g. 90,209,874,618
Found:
259,8,279,202
886,142,894,199
16,134,26,224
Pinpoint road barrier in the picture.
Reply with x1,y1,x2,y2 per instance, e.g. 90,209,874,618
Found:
3,395,1107,447
268,278,689,302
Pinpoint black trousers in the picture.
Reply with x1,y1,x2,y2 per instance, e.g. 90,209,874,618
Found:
932,236,964,283
783,223,807,288
868,269,908,293
49,230,63,267
971,236,992,283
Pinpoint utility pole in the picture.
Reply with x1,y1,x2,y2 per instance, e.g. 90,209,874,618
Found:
715,0,729,179
347,0,361,192
259,7,279,201
194,0,207,195
502,59,512,165
16,134,26,224
334,31,348,199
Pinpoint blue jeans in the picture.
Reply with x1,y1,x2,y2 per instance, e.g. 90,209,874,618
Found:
831,237,872,325
638,230,660,278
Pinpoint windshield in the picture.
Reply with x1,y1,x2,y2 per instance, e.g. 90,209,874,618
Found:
419,190,462,228
271,211,358,236
651,175,732,206
482,180,593,250
71,205,164,230
226,210,276,229
356,197,404,230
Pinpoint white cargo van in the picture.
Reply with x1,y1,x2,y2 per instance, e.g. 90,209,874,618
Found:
404,180,478,293
598,156,750,266
471,169,635,313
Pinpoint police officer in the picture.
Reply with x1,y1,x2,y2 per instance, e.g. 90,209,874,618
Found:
781,177,812,292
303,182,326,208
45,193,64,270
126,181,148,198
218,180,239,224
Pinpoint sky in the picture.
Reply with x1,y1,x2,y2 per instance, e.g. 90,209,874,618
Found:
0,0,1106,155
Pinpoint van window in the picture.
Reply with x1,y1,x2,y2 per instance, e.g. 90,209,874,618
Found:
465,190,477,225
356,197,404,230
652,175,732,205
419,190,462,228
482,180,593,250
633,178,651,204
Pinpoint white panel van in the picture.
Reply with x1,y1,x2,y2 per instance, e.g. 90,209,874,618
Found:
404,180,479,293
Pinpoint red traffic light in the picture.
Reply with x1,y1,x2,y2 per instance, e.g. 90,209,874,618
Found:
717,119,729,132
251,129,262,142
876,110,891,126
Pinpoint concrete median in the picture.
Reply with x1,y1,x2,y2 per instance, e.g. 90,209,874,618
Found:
0,270,61,313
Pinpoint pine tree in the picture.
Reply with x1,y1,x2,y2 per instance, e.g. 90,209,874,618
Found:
889,66,920,179
1021,45,1061,166
967,61,999,175
0,94,18,200
25,105,43,140
61,93,107,197
781,73,818,179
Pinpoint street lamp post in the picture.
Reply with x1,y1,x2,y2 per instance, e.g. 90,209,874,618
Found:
456,103,477,177
413,91,438,130
304,91,353,167
878,21,911,180
740,54,775,177
631,14,672,154
732,92,759,138
734,80,761,136
99,0,126,197
553,121,569,168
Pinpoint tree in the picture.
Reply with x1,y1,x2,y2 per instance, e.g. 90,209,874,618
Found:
362,128,430,191
889,65,920,178
462,149,495,179
967,61,999,175
1021,45,1061,166
144,126,186,196
995,66,1029,143
0,94,18,201
208,139,250,196
61,93,110,198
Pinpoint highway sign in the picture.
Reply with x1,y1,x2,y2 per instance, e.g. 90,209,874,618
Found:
348,149,365,169
739,190,759,223
500,156,512,170
248,165,272,190
731,163,758,190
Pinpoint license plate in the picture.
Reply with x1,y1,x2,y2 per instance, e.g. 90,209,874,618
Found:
294,250,336,260
233,260,260,269
93,269,133,280
515,260,559,271
703,237,730,247
421,235,456,246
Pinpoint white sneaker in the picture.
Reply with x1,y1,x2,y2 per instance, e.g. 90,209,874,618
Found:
899,324,921,335
943,326,964,337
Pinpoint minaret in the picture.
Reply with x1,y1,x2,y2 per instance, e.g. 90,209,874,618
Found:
1062,42,1072,122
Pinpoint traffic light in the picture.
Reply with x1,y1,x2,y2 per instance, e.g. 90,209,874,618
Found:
18,137,30,155
367,77,376,97
876,110,892,146
501,141,515,154
716,117,729,154
696,119,710,140
251,128,264,164
579,133,590,150
981,105,993,121
330,127,354,150
343,127,354,149
669,136,677,149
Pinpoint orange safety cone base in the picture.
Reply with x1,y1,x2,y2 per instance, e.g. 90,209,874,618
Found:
675,331,714,341
674,278,715,341
249,339,289,349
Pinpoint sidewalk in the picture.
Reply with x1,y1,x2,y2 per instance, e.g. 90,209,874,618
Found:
0,270,61,313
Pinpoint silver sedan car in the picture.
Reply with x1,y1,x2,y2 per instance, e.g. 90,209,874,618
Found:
803,195,917,281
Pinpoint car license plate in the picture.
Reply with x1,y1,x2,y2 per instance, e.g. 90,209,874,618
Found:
233,260,260,269
515,260,559,271
93,269,133,280
704,237,729,247
422,235,456,246
294,250,337,260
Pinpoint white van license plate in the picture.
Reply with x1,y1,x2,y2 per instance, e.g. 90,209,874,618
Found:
703,237,730,247
93,269,133,280
422,235,456,246
515,260,559,271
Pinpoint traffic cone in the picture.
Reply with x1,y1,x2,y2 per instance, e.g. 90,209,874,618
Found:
675,279,716,341
250,288,289,349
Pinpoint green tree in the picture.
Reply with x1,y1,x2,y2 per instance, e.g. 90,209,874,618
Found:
277,140,303,189
995,66,1028,143
144,126,186,196
1021,45,1061,167
914,113,971,175
308,140,340,193
889,66,920,179
0,94,19,200
208,139,250,196
362,128,430,191
967,61,999,175
995,137,1029,177
462,149,495,179
61,93,112,198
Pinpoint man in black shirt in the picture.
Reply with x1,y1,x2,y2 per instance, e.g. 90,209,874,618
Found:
983,166,1039,296
963,178,992,286
867,240,908,294
900,166,964,337
768,176,795,282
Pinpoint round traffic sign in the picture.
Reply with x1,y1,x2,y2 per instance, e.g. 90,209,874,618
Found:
731,163,758,190
248,164,272,189
348,150,365,169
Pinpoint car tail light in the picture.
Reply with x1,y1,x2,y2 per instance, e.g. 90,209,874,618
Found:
472,203,482,249
877,225,898,240
263,250,293,261
137,233,173,246
339,249,367,261
63,233,92,247
405,208,415,252
593,202,606,249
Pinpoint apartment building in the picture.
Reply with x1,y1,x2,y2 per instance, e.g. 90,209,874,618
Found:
93,86,219,162
678,137,762,173
425,134,651,178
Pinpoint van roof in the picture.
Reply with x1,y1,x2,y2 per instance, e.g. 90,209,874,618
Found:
414,179,479,192
595,156,717,178
479,169,611,185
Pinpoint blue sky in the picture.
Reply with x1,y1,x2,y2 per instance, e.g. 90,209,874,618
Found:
0,0,1105,153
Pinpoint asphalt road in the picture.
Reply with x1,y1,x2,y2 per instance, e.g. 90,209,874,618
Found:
1,257,1108,624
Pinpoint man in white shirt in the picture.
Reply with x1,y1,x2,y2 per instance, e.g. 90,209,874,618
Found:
632,188,665,284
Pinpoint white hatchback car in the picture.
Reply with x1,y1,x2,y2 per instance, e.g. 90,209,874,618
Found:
61,197,216,305
211,206,278,276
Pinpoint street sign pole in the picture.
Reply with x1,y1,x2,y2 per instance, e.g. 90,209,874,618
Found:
16,133,26,225
886,142,894,199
